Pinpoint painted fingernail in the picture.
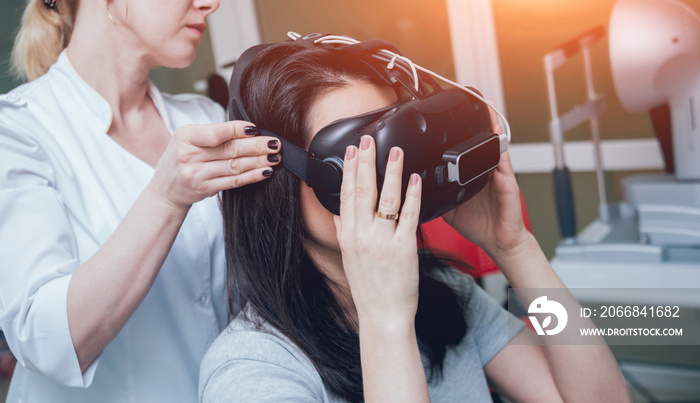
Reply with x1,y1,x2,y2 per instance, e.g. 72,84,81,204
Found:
267,154,279,163
389,147,400,162
262,169,274,177
267,140,279,150
345,146,356,161
360,135,371,150
410,173,420,185
244,126,259,136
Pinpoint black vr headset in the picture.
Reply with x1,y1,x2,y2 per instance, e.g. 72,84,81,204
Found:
229,32,511,223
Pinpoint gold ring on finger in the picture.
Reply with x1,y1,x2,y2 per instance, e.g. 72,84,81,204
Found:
376,211,399,221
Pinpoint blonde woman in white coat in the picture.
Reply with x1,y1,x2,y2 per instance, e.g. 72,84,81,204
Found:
0,0,280,401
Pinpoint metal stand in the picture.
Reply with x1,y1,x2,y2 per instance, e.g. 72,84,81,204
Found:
544,26,607,244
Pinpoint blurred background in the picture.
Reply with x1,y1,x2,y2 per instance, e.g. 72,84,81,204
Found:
0,0,663,258
2,0,699,401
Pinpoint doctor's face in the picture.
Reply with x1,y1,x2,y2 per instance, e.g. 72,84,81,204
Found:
124,0,220,68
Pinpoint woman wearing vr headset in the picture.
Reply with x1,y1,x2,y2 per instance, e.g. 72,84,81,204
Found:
0,0,281,401
199,39,630,402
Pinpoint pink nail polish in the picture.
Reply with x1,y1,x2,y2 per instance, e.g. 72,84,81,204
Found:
389,147,400,162
345,146,356,160
410,173,420,185
360,136,371,150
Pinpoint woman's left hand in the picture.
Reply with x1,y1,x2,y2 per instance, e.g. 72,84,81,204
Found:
442,117,529,257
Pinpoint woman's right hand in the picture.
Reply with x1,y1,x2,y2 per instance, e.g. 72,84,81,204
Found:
333,135,422,327
151,120,281,209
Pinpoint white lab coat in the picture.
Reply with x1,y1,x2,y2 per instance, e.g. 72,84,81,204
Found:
0,51,228,402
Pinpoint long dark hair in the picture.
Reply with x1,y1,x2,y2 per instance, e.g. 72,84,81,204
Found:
222,40,469,401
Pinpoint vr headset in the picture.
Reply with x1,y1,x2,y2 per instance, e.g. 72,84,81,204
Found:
229,32,511,223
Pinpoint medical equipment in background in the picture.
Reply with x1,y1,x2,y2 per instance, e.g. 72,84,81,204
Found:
609,0,700,248
552,0,700,268
550,1,700,399
544,26,608,244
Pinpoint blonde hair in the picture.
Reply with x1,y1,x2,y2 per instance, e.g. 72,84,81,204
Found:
11,0,80,81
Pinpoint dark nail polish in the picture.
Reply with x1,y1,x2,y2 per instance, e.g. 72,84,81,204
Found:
267,154,279,163
262,169,274,178
244,126,259,136
267,140,279,150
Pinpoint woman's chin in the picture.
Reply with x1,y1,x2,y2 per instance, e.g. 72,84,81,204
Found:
160,49,198,70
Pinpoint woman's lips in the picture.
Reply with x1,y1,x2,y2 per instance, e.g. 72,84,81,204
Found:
187,23,206,38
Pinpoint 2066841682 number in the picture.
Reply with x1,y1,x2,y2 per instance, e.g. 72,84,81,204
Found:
600,305,680,318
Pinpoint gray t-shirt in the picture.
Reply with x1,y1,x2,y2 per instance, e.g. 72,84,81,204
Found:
199,269,525,402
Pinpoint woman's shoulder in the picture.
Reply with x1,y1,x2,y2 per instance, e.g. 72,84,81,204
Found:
0,76,65,170
0,75,55,126
200,309,318,379
0,60,101,144
434,267,526,366
199,308,329,401
429,267,507,323
0,77,46,103
202,311,304,368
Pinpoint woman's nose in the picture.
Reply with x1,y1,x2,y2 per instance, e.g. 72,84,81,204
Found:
194,0,220,16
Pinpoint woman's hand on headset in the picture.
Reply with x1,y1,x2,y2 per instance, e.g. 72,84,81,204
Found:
334,135,422,327
441,106,529,259
150,121,281,210
442,150,528,257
